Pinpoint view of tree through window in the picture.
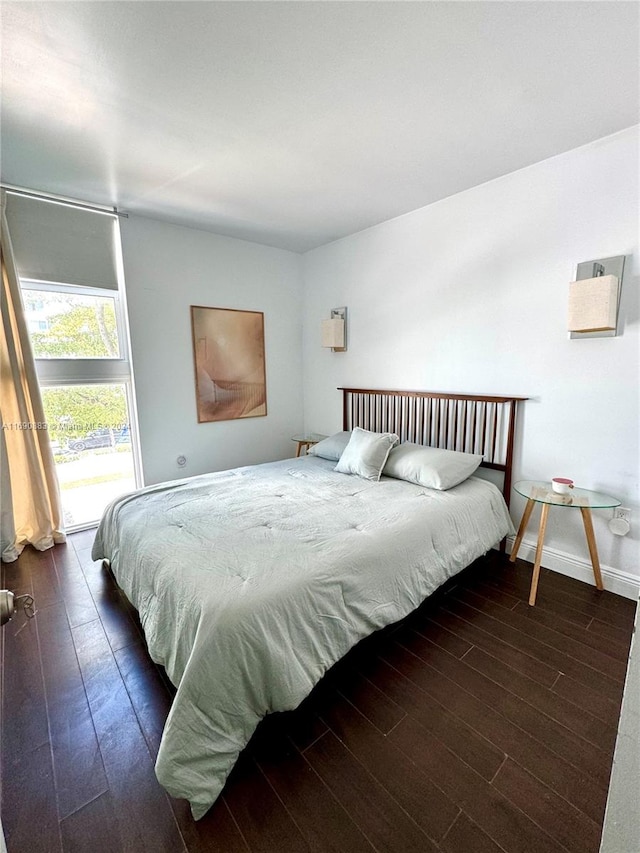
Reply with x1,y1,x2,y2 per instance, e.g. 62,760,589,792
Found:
23,288,120,358
40,384,135,528
42,385,128,443
22,283,138,528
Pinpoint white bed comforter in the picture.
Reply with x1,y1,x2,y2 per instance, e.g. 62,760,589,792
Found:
92,455,513,818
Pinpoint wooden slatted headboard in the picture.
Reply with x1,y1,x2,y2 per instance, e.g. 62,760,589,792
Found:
340,388,527,507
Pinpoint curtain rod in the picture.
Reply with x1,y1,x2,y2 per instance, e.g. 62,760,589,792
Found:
0,184,128,218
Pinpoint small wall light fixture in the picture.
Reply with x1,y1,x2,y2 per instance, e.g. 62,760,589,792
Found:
321,307,347,352
568,256,625,339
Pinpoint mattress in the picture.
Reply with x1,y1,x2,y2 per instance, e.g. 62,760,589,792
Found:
92,454,514,818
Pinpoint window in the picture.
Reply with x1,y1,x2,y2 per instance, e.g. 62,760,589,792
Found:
20,279,141,529
42,383,137,528
21,285,121,358
6,192,142,530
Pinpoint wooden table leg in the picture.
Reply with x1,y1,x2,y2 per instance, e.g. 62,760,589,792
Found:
510,498,536,563
529,503,550,606
296,442,303,457
580,507,605,590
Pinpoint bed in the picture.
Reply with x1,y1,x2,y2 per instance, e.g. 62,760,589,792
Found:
92,387,526,819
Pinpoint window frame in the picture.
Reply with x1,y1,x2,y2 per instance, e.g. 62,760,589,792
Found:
20,277,143,531
20,278,128,366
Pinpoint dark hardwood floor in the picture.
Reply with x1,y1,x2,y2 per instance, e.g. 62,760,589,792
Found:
1,532,636,853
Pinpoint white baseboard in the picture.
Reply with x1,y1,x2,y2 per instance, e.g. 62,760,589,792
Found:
505,536,640,601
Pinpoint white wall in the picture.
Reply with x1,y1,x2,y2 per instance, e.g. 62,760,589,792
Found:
121,216,303,485
302,127,639,589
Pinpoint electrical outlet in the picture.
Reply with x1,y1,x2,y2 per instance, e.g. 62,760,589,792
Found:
613,507,631,523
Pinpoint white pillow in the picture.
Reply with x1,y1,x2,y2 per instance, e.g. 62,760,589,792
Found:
383,443,483,490
334,427,399,481
308,431,351,461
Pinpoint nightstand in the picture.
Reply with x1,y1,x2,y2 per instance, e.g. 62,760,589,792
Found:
291,433,327,457
510,480,620,606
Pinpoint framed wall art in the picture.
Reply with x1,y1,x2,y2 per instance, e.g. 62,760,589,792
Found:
191,306,267,423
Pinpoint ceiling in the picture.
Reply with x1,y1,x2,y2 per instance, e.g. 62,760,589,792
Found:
1,2,638,253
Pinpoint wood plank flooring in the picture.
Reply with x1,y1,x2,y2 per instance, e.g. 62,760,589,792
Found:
1,533,636,853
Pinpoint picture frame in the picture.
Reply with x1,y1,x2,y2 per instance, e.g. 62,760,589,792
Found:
190,305,267,423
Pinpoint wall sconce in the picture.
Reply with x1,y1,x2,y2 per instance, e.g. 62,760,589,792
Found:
568,256,625,339
321,307,347,352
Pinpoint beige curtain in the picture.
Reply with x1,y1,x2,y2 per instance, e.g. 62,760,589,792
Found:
0,191,65,561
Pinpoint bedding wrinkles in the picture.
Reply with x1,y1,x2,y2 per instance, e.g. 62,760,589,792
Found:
92,455,514,818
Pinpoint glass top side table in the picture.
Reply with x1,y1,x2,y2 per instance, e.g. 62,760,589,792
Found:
510,480,621,606
291,434,327,457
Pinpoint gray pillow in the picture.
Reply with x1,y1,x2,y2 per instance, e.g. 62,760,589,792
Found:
334,427,399,481
383,443,483,490
307,431,351,461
